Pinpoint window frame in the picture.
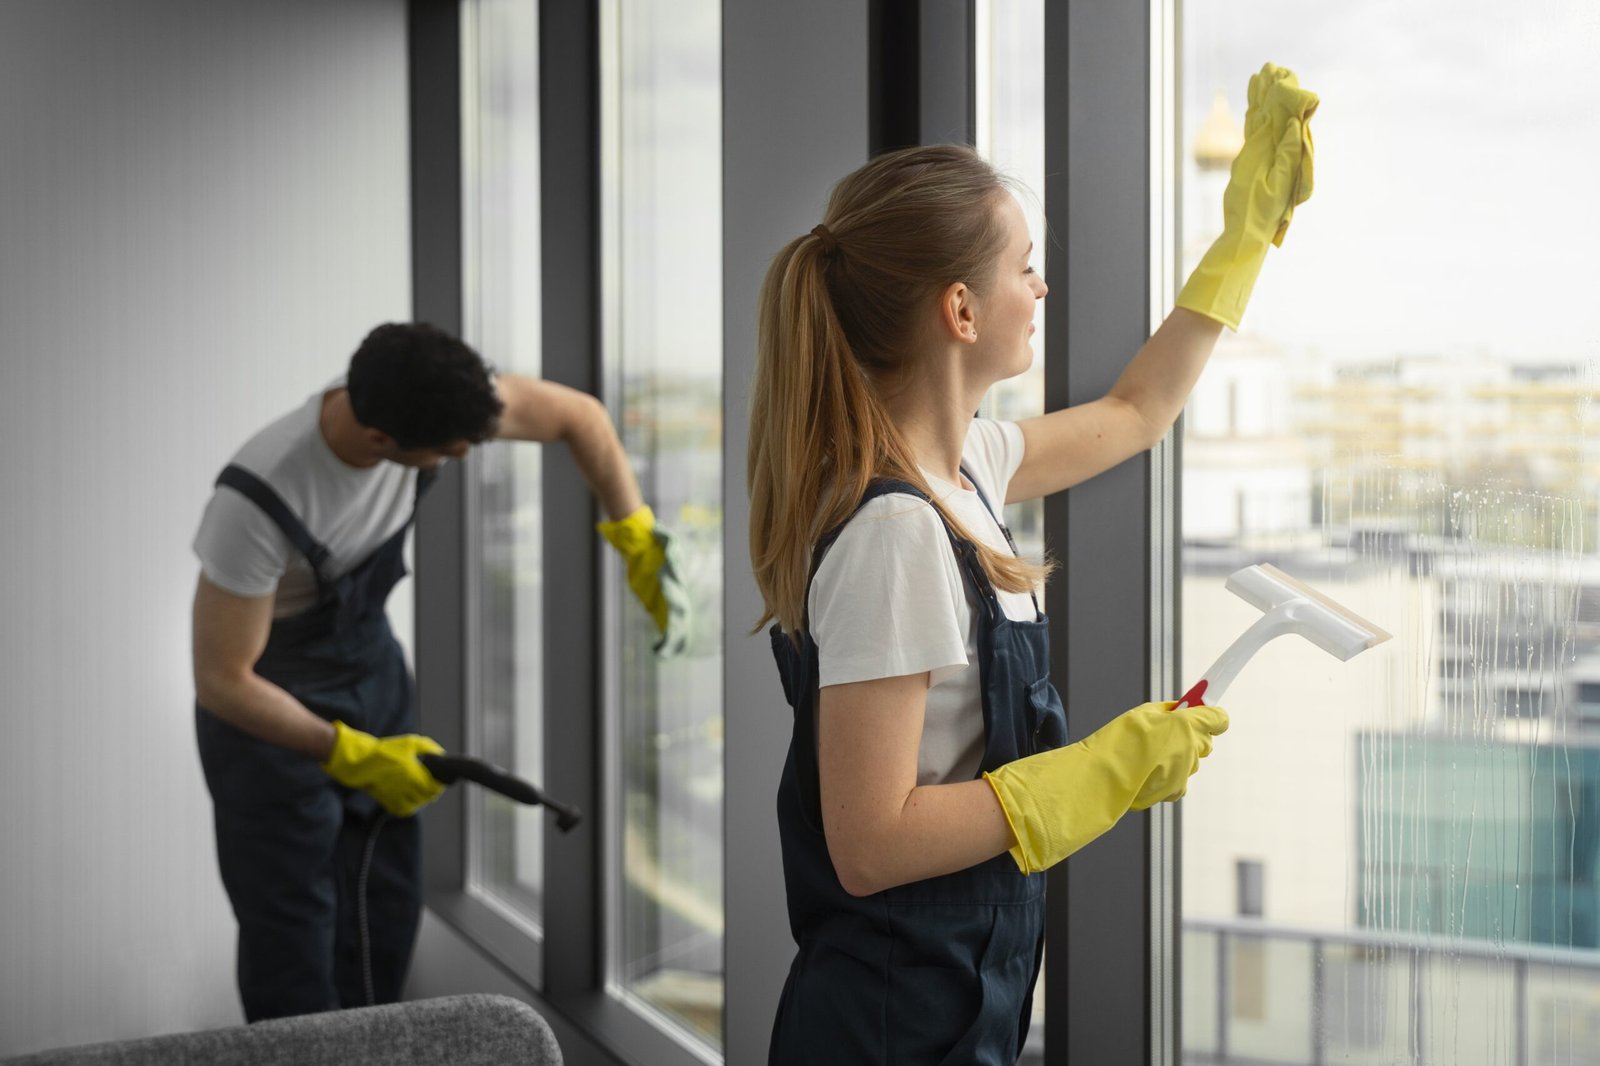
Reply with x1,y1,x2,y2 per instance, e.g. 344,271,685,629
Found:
593,0,728,1059
412,2,1184,1064
412,4,709,1065
1039,1,1181,1062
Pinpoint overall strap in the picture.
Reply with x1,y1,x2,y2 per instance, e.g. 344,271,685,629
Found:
396,465,439,531
962,464,1021,556
415,466,439,503
961,463,1039,613
215,464,333,581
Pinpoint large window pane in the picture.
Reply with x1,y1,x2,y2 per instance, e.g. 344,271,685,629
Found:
464,0,546,934
1176,4,1600,1063
599,0,724,1052
976,0,1046,567
976,2,1047,1061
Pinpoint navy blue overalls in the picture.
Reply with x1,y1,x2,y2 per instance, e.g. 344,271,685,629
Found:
769,473,1069,1065
195,463,434,1021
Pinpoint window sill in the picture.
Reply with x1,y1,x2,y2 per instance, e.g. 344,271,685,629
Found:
423,891,720,1066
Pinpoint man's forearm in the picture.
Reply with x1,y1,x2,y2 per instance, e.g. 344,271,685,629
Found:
566,401,645,521
196,671,337,760
491,376,647,520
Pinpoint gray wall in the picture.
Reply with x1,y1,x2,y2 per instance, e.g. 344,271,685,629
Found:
0,1,411,1055
721,3,870,1063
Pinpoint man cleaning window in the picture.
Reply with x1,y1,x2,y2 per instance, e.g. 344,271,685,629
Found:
190,321,687,1021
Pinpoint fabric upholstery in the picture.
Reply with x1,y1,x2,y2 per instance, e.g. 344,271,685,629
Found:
1,994,561,1066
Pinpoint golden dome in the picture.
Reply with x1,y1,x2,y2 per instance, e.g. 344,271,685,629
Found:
1193,89,1244,171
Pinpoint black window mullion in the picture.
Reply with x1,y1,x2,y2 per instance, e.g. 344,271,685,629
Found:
410,0,470,898
870,0,975,154
915,0,975,147
538,0,603,1004
1042,2,1160,1064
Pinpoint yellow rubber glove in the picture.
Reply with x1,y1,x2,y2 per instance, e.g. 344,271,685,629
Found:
320,720,445,817
1176,62,1319,330
596,505,692,658
983,701,1229,875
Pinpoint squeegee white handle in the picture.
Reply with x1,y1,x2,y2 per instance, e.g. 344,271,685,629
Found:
1175,608,1302,709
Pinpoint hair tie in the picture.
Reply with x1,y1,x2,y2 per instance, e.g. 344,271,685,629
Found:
810,223,838,256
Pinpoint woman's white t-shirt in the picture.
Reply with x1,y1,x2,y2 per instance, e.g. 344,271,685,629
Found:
808,418,1038,786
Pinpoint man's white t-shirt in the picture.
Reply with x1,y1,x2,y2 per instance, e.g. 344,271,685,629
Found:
193,380,418,618
808,418,1038,786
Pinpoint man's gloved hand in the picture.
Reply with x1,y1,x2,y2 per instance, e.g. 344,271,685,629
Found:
596,504,692,658
320,720,446,817
983,701,1229,875
1176,61,1319,330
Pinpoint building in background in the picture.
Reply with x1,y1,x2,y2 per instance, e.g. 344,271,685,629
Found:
1178,78,1600,1064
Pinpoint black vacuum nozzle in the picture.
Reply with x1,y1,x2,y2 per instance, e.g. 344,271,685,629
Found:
419,753,582,832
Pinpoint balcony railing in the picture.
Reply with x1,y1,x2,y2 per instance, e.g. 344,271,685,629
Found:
1182,917,1600,1066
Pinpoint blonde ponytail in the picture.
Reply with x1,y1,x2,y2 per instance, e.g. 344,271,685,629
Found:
749,145,1053,637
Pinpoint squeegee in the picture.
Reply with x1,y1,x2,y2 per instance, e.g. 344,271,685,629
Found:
1175,563,1391,709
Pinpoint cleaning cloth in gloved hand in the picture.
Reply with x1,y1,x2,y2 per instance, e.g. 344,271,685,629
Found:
321,720,445,817
1260,63,1318,246
597,505,692,658
1176,61,1319,330
983,701,1229,875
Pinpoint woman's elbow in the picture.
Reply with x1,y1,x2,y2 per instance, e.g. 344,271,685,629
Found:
828,837,895,897
834,865,885,899
1132,407,1172,452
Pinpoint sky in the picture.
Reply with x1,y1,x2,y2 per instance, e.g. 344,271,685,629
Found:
1183,0,1600,364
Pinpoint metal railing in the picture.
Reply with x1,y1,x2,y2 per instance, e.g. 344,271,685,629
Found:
1182,917,1600,1066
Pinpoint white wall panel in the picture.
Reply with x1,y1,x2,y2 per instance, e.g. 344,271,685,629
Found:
0,0,409,1054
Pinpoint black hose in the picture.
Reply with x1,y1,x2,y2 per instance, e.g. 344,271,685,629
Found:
353,755,576,1009
356,811,388,1006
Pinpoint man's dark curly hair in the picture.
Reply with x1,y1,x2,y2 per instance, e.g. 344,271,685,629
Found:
346,323,504,449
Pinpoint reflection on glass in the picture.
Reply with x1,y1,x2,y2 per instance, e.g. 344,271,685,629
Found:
600,0,724,1050
465,0,546,928
1178,3,1600,1063
976,2,1046,1061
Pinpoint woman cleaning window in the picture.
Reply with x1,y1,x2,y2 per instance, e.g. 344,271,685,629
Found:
747,63,1316,1064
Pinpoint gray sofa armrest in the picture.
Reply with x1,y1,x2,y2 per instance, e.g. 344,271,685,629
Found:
2,994,561,1066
